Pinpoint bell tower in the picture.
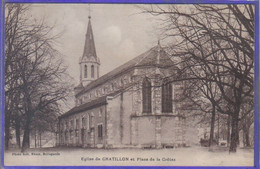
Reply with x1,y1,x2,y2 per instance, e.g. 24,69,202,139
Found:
79,15,100,86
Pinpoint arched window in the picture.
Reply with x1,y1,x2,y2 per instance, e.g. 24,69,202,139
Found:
91,65,94,78
86,115,90,130
142,77,151,113
84,65,87,78
76,119,79,129
82,117,85,128
97,67,99,78
162,82,173,113
121,78,124,86
111,83,114,91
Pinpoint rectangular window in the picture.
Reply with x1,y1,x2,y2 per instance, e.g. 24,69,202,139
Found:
70,120,73,129
81,128,85,144
65,121,68,130
82,117,86,128
65,131,68,142
90,114,94,127
70,131,73,143
76,119,79,129
87,115,90,130
98,124,103,139
60,122,63,131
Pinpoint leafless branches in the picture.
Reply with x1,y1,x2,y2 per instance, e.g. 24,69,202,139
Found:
4,4,73,151
140,4,254,152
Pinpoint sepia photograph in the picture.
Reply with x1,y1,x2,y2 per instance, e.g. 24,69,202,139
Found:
3,3,257,167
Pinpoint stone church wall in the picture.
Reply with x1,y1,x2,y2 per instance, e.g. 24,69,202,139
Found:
161,116,185,146
131,115,185,148
135,116,156,146
106,95,121,147
106,89,134,148
59,66,188,148
121,90,134,145
59,104,107,148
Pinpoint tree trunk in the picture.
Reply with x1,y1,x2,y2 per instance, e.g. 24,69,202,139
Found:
5,112,11,150
227,114,230,147
21,87,33,152
209,105,216,147
34,130,37,148
15,117,21,148
21,113,32,152
243,127,250,147
217,113,220,142
229,110,239,152
39,132,42,148
38,133,40,147
237,131,240,145
245,131,250,147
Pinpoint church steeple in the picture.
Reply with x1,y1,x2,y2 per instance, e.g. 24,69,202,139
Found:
82,16,97,59
79,14,100,87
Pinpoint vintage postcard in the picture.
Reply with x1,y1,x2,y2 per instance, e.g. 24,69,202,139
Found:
2,2,257,167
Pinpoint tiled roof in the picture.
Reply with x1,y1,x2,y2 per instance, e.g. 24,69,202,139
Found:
76,45,175,97
59,96,107,119
59,89,124,119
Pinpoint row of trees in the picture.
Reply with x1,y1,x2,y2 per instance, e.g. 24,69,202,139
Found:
5,4,73,151
142,4,254,152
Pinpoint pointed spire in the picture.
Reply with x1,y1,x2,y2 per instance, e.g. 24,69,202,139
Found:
82,15,97,59
88,4,91,19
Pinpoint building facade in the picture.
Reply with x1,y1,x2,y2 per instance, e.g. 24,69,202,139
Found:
57,16,187,148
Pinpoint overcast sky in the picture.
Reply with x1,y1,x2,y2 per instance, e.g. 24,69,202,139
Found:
29,4,163,85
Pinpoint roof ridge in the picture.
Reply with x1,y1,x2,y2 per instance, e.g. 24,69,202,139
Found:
134,46,157,67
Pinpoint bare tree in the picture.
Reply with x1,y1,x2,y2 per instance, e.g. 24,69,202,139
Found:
5,4,73,151
140,4,254,152
4,4,29,150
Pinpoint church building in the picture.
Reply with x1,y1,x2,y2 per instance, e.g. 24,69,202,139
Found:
57,15,187,148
